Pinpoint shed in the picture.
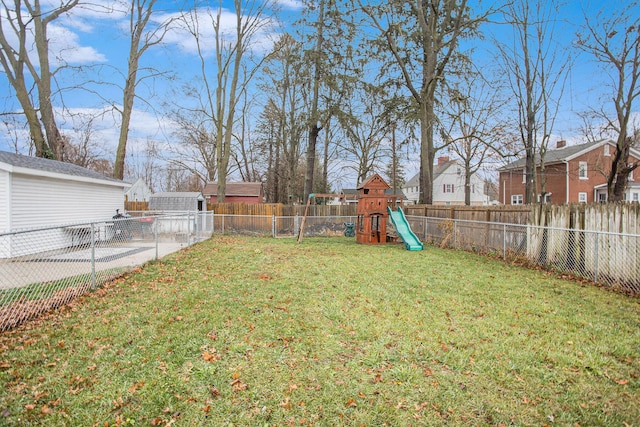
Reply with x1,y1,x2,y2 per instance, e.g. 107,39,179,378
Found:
203,182,264,204
0,150,129,233
148,192,206,212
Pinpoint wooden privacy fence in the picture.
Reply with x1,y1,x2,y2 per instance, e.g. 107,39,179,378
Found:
404,205,531,224
125,201,640,235
124,201,359,217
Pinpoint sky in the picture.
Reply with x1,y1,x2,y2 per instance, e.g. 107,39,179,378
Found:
0,0,639,189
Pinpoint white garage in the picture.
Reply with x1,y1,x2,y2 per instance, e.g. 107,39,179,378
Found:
0,151,129,257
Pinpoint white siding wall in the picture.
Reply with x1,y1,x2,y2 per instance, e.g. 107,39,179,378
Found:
433,165,488,205
10,173,125,230
0,170,9,232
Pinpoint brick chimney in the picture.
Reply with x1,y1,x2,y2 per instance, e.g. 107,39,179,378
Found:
556,140,566,149
437,156,450,165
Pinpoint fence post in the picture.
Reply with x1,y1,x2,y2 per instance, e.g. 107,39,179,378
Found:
503,223,507,260
154,216,159,261
453,219,457,248
424,217,428,241
222,214,225,234
187,212,192,246
272,214,276,238
594,231,599,283
90,222,96,290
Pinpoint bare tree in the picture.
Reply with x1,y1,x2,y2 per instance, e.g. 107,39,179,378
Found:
62,116,112,172
337,85,388,185
0,0,79,159
113,0,175,180
359,0,489,204
179,0,276,201
577,1,640,201
442,75,506,205
496,0,571,204
256,33,308,203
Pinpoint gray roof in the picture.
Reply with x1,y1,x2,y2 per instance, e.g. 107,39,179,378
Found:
342,188,406,199
405,159,459,187
149,192,205,211
151,192,204,199
498,140,616,171
0,150,127,185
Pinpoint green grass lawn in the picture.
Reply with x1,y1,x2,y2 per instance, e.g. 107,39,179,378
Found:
1,236,638,426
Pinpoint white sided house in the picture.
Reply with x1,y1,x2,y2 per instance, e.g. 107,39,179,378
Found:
403,156,490,205
0,151,129,258
125,177,152,202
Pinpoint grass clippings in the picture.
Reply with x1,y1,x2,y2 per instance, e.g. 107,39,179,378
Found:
0,236,638,426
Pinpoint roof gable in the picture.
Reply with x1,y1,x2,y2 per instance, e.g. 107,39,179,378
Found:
203,182,263,197
357,173,390,190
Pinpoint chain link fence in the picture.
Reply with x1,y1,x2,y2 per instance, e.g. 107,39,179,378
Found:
2,212,637,331
404,215,639,295
0,212,213,331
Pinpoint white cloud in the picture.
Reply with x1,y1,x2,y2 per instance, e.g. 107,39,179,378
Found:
274,0,304,10
159,7,278,57
48,24,107,65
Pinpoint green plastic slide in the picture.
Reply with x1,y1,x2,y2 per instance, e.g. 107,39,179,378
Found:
387,206,424,251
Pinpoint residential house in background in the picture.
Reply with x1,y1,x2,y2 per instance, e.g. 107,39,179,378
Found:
203,182,264,204
402,156,490,205
498,139,640,205
125,177,152,202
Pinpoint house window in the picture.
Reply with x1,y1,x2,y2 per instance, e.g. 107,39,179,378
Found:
633,193,639,202
511,194,523,205
578,161,588,179
443,184,455,193
629,167,634,181
598,193,607,202
522,169,526,184
604,144,610,156
578,192,587,203
538,193,552,203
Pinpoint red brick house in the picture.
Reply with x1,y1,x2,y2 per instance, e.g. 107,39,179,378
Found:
203,182,264,204
498,139,640,205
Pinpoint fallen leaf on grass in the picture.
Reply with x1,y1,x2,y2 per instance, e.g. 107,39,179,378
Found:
615,379,630,385
280,397,292,410
231,379,247,392
345,398,357,408
128,382,145,394
202,350,220,363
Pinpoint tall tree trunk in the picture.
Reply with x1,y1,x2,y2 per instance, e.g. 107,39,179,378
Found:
303,0,324,200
